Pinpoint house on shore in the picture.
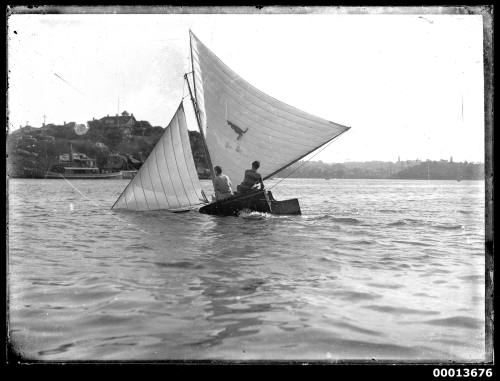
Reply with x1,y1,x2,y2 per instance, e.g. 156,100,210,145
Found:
90,111,136,137
58,152,97,168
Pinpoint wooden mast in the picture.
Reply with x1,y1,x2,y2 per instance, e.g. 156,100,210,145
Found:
185,74,215,183
187,31,215,183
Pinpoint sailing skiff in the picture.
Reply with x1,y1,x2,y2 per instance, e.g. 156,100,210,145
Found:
111,31,350,216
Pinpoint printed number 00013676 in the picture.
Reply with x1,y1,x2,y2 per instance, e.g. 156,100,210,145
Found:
433,369,493,378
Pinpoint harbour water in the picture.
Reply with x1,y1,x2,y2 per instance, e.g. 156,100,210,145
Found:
8,178,485,361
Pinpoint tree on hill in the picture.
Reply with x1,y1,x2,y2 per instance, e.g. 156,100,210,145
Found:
133,120,152,136
392,161,483,180
103,126,123,148
41,123,78,140
86,120,109,142
152,126,164,134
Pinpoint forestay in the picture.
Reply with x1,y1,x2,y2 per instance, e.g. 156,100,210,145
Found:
112,103,204,211
190,31,350,186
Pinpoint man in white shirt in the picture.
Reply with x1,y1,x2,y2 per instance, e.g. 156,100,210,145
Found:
213,165,233,201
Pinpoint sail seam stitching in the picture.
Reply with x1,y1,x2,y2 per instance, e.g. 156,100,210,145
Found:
138,167,150,211
154,142,172,209
146,156,161,210
162,128,181,207
170,114,191,206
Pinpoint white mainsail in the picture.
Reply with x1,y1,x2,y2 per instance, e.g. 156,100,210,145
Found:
112,103,204,211
190,31,350,186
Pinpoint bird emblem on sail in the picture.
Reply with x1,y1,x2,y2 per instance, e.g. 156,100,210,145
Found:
227,120,248,140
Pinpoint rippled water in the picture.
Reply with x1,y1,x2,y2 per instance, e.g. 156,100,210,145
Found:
8,178,485,361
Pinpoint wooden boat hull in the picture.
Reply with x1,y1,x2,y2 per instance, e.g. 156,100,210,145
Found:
198,189,301,216
45,171,123,179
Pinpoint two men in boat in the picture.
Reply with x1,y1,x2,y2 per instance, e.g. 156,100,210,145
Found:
213,161,265,202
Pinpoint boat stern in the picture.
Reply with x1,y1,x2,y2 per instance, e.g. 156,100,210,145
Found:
199,190,301,216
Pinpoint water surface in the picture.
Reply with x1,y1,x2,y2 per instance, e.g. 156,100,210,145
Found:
8,178,485,361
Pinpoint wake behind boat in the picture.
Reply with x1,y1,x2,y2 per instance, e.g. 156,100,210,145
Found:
111,31,350,215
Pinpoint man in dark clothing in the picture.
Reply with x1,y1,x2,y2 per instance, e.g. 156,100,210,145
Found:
237,161,265,193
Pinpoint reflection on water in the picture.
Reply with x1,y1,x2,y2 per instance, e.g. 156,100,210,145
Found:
190,277,271,349
8,178,485,361
186,216,276,350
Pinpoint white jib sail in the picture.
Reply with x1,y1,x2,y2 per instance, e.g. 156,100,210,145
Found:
190,31,350,186
112,103,204,211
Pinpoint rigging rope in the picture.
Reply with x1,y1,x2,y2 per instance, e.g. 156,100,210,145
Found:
57,173,151,235
267,138,339,191
181,73,187,100
53,72,87,97
181,73,193,101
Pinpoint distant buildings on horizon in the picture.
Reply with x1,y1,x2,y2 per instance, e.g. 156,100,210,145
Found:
19,110,136,130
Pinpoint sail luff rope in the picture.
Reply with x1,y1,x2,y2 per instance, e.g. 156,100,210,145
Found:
189,31,199,110
188,31,216,186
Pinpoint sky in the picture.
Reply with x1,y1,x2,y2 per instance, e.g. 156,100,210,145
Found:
7,8,486,163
